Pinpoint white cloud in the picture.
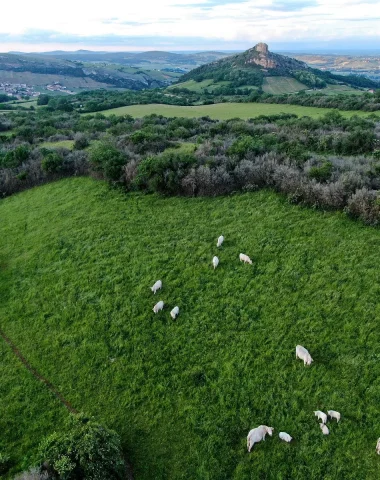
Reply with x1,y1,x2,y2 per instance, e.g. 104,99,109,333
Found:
0,0,379,50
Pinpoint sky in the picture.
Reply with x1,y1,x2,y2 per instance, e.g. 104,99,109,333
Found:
0,0,380,53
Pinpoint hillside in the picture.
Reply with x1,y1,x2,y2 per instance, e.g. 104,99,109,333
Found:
2,177,380,478
178,43,380,93
0,53,180,93
0,51,231,96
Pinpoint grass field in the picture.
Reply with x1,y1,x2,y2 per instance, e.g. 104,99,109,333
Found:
306,84,365,96
100,102,380,120
40,140,75,150
2,177,380,479
168,79,232,93
262,77,308,94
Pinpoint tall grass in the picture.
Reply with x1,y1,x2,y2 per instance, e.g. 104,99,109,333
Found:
1,177,380,479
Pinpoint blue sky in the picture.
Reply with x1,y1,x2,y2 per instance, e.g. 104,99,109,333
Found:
0,0,379,52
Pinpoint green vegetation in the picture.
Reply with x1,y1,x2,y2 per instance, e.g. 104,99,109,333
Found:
2,177,380,479
40,140,75,150
262,77,308,94
38,413,126,479
100,102,379,119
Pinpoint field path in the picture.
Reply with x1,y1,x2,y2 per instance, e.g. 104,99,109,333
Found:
0,327,78,414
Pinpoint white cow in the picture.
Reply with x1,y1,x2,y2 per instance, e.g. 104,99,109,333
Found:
279,432,292,443
247,425,274,452
314,411,328,424
153,301,164,313
217,235,224,247
327,410,341,423
376,438,380,455
170,306,179,319
296,345,313,366
320,424,329,435
212,256,219,269
151,280,162,294
239,253,252,264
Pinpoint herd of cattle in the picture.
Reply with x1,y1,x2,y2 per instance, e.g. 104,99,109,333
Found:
150,235,380,455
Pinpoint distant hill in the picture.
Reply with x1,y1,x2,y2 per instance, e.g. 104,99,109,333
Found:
0,53,174,90
17,50,231,67
178,43,380,92
0,50,232,93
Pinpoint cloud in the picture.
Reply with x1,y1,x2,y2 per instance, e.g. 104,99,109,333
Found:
0,0,379,52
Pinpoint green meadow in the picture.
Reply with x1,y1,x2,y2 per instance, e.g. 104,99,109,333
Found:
262,77,308,94
101,102,380,119
2,177,380,479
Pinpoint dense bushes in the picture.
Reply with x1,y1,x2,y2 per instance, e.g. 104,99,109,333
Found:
37,414,126,480
1,109,380,224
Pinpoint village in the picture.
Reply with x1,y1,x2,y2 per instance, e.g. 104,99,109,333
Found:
0,81,74,99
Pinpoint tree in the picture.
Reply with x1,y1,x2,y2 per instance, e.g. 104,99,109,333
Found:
38,413,126,480
37,94,51,106
89,142,126,182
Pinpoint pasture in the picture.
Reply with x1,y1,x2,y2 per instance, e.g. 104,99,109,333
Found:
262,77,308,94
1,177,380,479
40,139,75,150
100,102,380,119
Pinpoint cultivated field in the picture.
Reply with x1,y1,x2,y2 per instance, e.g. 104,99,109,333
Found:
2,177,380,479
262,76,308,94
100,102,380,119
168,79,232,92
0,71,110,89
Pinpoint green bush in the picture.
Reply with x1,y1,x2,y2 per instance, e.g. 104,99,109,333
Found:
135,151,197,194
0,452,12,475
41,152,64,174
308,161,333,182
38,413,126,480
89,143,126,182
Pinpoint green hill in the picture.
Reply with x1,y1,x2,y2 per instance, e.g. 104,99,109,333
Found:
2,177,380,478
178,43,380,94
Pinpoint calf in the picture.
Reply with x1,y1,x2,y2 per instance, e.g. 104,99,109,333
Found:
314,411,328,424
151,280,162,294
247,425,274,452
296,345,313,366
153,301,164,313
239,253,252,264
327,410,341,423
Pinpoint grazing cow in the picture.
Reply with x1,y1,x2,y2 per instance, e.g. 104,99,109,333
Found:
170,306,179,319
217,235,224,247
279,432,292,443
153,301,164,313
247,425,274,452
327,410,341,423
314,411,328,424
239,253,252,264
296,345,313,366
151,280,162,294
320,424,329,435
376,438,380,455
212,256,219,269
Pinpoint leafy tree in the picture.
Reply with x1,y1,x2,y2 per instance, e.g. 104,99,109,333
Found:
38,413,126,480
37,94,51,106
41,152,64,173
89,142,126,181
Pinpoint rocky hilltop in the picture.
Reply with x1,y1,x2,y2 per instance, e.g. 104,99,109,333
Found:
177,42,379,90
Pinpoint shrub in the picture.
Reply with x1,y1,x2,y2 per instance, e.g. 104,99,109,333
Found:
0,452,12,475
345,188,380,225
38,413,126,480
73,133,89,150
41,152,64,174
308,161,333,182
89,143,126,182
135,152,197,194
